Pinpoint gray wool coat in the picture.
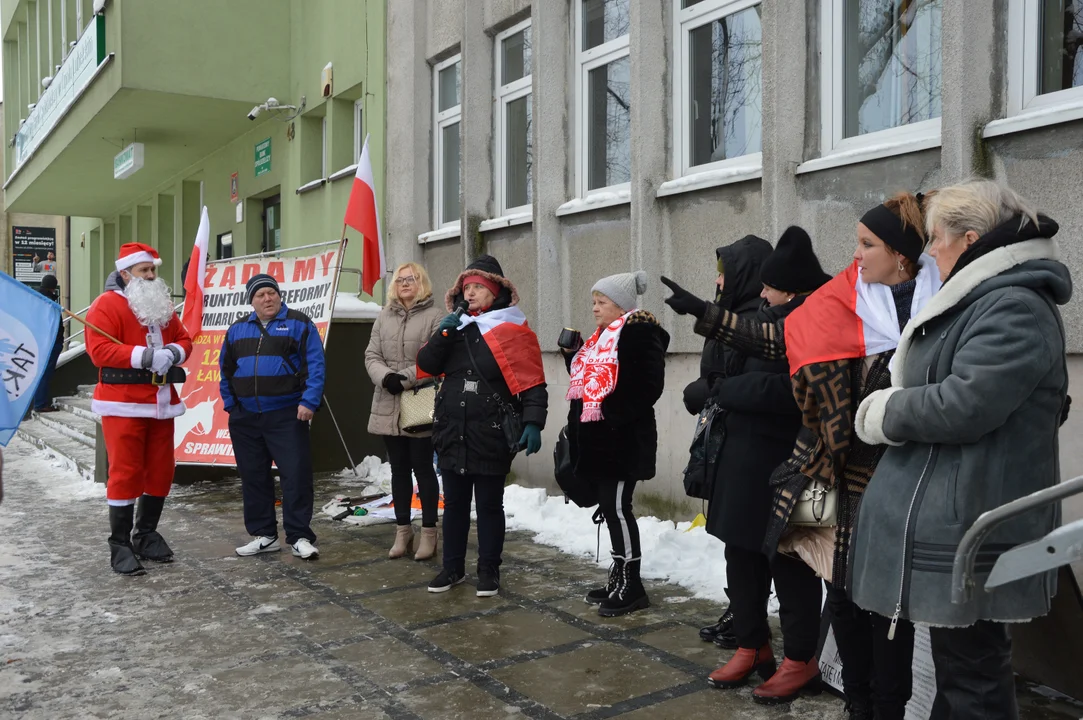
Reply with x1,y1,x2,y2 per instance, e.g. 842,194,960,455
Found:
853,234,1071,628
364,296,443,436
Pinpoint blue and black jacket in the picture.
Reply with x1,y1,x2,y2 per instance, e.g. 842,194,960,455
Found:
219,304,326,414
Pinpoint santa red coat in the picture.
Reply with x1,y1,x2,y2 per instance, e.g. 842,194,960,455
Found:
85,284,193,419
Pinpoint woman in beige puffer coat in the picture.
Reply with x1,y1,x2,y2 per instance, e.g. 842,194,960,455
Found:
364,262,444,560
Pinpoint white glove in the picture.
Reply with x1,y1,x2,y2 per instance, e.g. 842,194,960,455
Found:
150,349,175,375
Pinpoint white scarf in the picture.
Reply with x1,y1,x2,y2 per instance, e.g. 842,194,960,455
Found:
566,311,634,422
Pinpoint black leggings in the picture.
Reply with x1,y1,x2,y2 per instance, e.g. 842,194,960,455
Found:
596,478,640,559
384,435,440,527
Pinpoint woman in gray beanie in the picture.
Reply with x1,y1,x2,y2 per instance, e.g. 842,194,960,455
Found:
562,271,670,617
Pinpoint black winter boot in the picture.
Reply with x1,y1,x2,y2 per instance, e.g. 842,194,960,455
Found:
598,557,649,617
585,554,623,604
844,695,875,720
131,495,174,562
108,505,146,576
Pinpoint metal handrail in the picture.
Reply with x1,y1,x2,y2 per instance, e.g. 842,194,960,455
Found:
952,474,1083,604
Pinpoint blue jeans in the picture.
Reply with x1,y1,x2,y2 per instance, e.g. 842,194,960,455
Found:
34,336,63,410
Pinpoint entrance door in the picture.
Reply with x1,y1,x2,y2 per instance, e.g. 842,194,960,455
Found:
262,195,282,252
217,232,234,260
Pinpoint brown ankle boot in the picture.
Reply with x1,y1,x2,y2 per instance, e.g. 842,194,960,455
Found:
752,657,822,704
707,644,776,689
414,527,438,561
388,525,414,559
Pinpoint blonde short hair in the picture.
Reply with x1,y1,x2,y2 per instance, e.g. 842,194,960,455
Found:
925,179,1040,245
387,262,433,304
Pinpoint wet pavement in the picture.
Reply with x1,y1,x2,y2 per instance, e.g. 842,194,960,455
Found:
1,438,1080,720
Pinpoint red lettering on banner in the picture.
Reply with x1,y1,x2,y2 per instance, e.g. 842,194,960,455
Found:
241,263,262,284
219,266,236,287
320,251,335,275
205,265,219,287
293,258,316,282
267,261,286,283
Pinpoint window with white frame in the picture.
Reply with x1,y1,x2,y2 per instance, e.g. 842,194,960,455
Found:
821,0,943,154
675,0,763,176
353,99,364,163
495,21,533,216
1008,0,1083,116
576,0,631,195
434,55,462,228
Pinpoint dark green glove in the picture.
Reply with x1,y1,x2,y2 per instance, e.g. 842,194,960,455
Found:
661,276,708,319
518,423,542,456
438,313,461,333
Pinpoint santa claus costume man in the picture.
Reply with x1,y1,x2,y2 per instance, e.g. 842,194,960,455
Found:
85,243,192,576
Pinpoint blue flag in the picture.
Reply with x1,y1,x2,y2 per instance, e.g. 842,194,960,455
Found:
0,272,62,446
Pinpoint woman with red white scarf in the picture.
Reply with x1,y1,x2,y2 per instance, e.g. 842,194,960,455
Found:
418,255,548,598
563,271,670,618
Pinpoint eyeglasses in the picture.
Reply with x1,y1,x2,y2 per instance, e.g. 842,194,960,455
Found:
394,276,417,286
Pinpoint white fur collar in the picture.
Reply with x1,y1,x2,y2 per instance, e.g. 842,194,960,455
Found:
891,238,1060,386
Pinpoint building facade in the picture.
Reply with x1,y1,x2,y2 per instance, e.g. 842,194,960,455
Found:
385,0,1083,515
2,0,387,313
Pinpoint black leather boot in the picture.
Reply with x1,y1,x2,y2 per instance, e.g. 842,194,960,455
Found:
598,557,649,617
585,554,623,604
131,495,173,562
108,505,146,576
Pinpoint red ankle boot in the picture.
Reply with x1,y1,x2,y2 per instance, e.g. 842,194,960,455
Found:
707,644,776,689
752,656,822,704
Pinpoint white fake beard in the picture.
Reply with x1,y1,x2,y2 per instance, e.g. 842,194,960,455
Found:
125,276,176,327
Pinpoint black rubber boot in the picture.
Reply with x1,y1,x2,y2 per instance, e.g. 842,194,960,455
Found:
108,505,146,576
598,557,649,617
585,554,623,604
131,495,174,563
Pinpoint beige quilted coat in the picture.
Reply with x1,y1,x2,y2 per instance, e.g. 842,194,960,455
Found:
364,296,443,436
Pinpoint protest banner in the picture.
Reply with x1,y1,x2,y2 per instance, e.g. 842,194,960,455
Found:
173,241,344,465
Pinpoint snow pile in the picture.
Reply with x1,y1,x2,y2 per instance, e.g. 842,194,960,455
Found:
333,293,380,320
332,455,393,492
2,438,105,502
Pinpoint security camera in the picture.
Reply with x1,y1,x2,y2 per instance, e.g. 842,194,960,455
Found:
266,97,280,108
248,105,263,121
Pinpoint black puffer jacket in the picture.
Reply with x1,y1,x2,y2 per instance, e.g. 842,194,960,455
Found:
417,267,547,478
565,311,670,482
705,296,804,551
685,236,773,415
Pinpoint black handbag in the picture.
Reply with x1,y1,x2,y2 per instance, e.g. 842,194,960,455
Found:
683,402,725,500
463,331,524,454
554,425,597,508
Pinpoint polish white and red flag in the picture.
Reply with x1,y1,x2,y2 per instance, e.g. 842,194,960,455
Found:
343,134,384,296
181,206,210,340
456,307,546,394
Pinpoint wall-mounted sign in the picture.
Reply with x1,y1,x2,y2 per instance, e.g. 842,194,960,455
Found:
255,138,272,177
11,226,58,287
230,172,239,203
14,14,107,171
113,142,145,179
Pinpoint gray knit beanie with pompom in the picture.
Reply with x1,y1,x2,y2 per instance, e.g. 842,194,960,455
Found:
591,270,648,312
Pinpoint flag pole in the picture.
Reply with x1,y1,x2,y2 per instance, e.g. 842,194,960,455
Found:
65,309,122,345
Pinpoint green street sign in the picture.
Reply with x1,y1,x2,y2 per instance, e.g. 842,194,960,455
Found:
255,138,272,177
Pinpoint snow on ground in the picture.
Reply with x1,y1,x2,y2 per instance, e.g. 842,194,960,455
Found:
2,438,105,502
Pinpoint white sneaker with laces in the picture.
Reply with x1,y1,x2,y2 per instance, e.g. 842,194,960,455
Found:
236,536,280,557
291,538,319,560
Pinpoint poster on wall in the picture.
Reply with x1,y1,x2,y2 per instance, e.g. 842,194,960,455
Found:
11,226,58,286
173,241,344,465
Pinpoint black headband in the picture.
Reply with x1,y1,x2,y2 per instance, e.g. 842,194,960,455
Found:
860,203,924,264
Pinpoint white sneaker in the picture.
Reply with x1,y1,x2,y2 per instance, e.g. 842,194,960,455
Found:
291,538,319,560
236,536,281,557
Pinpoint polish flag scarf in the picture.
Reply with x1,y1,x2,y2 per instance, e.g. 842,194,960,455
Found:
455,306,546,395
783,254,941,376
566,311,633,422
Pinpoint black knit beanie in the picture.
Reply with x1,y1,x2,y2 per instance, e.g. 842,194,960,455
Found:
465,254,504,278
759,226,831,294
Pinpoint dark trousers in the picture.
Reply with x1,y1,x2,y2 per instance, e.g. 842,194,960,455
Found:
726,545,773,650
826,584,914,720
771,552,824,662
596,478,640,558
929,621,1017,720
442,473,504,574
33,335,63,410
229,406,315,545
384,435,440,527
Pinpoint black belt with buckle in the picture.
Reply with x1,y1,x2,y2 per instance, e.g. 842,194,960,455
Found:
100,366,187,385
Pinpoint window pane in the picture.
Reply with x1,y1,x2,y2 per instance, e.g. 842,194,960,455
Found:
842,0,942,138
682,0,709,7
688,6,763,166
1039,0,1083,94
441,122,461,224
505,95,533,209
502,28,532,85
582,0,630,50
587,56,631,190
438,61,461,112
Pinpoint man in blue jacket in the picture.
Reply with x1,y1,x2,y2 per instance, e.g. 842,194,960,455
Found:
220,273,326,560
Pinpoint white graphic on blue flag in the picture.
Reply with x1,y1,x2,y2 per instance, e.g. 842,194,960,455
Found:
0,272,61,446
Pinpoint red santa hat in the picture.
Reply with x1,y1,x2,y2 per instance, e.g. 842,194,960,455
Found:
116,242,162,272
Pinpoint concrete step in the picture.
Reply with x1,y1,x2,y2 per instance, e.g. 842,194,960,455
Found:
34,409,97,449
53,395,101,424
76,384,96,400
14,417,97,483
